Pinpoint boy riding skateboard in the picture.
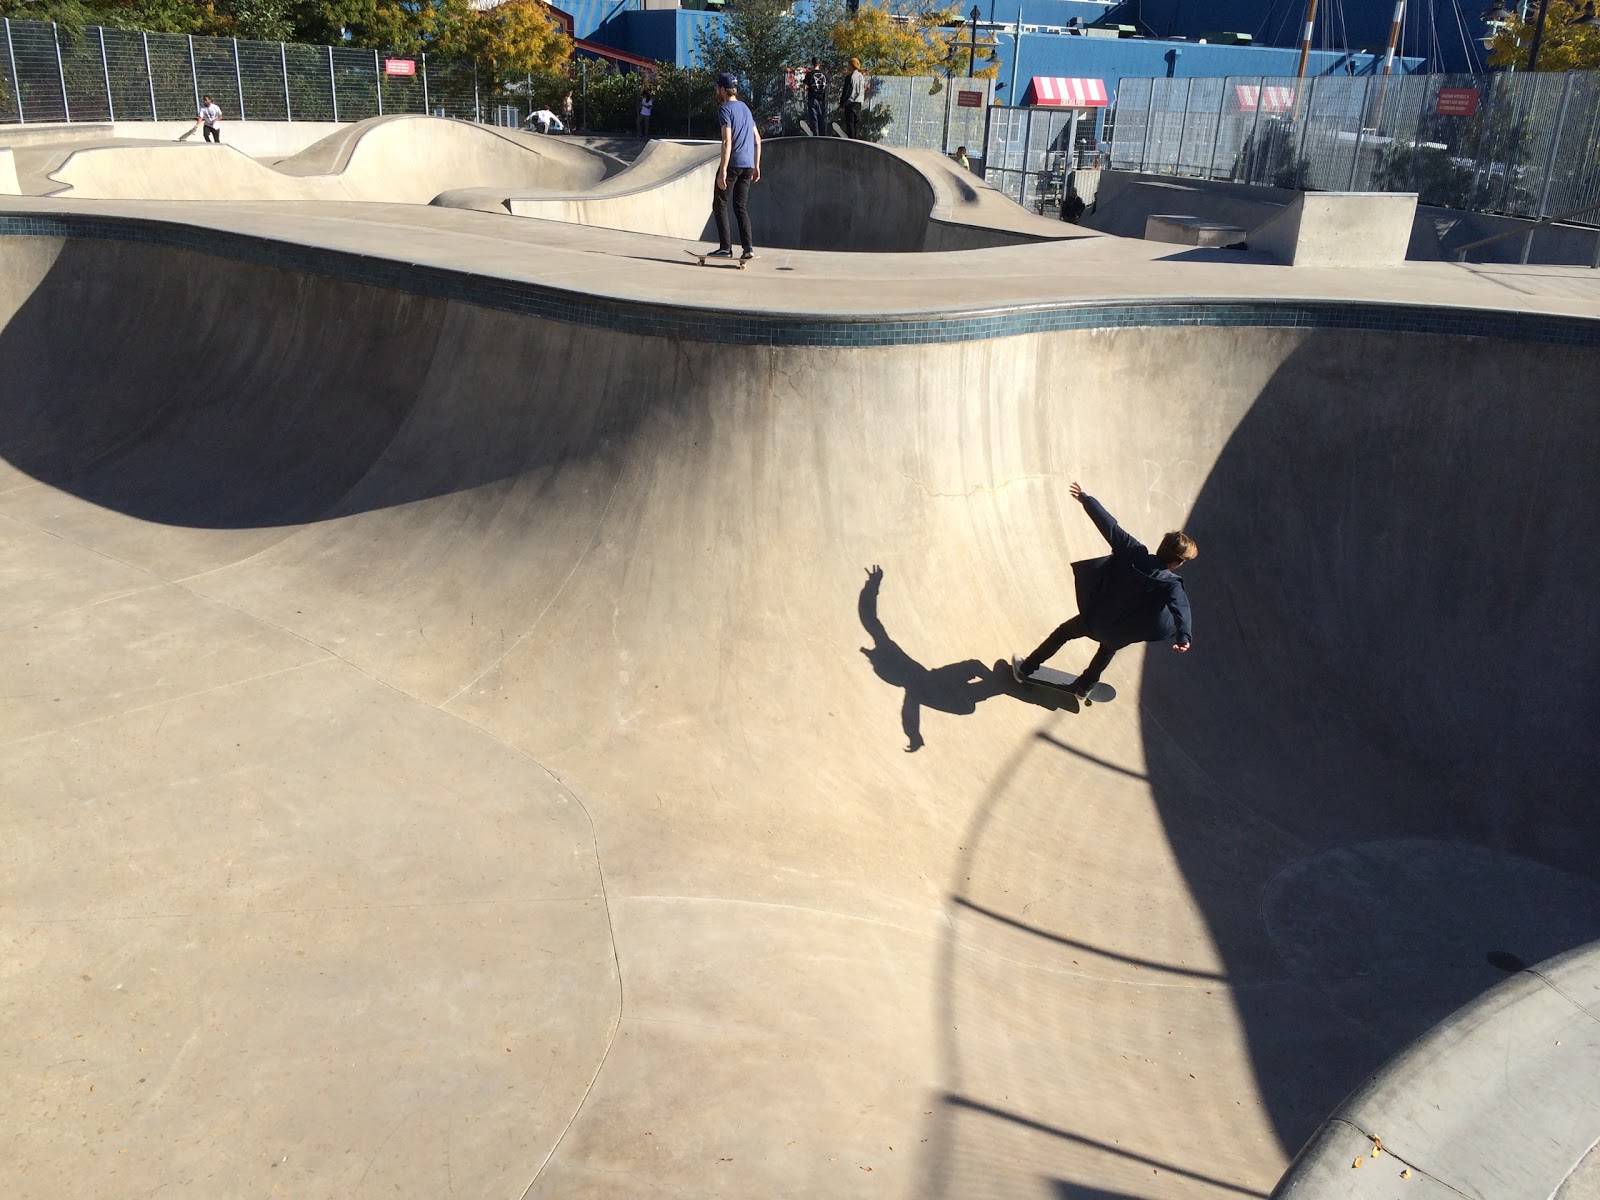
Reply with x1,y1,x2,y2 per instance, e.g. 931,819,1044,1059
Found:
1014,482,1196,700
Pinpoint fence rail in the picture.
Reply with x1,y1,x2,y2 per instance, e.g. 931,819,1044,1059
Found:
1105,70,1600,228
0,17,472,125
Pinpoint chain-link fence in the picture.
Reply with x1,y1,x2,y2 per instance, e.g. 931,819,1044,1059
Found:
0,17,514,125
983,105,1103,214
1106,71,1600,227
0,18,991,157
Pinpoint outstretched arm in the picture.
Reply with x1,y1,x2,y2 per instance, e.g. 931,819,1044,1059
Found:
1168,589,1192,651
1069,482,1142,557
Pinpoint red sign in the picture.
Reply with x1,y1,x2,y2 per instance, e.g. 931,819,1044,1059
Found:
957,89,984,108
1436,87,1479,116
384,58,417,77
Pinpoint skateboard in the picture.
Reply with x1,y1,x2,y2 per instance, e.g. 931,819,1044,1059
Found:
685,249,746,269
799,119,815,136
1010,655,1116,706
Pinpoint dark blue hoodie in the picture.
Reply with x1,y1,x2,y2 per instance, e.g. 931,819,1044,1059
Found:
1070,494,1192,650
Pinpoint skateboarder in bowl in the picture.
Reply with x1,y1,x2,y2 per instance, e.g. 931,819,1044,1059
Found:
1014,482,1196,700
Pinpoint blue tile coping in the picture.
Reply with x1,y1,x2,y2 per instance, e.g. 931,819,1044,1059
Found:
4,210,1599,350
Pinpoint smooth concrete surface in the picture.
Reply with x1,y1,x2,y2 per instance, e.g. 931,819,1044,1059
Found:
16,116,611,203
1247,191,1418,268
1144,214,1247,246
1274,940,1600,1199
0,147,17,195
2,133,1600,1200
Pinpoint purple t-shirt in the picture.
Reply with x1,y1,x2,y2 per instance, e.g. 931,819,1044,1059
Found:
718,98,757,169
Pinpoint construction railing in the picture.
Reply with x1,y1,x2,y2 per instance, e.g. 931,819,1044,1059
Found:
1107,71,1600,228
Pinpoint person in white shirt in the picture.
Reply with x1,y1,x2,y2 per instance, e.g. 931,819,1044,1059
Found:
530,108,564,134
192,95,222,143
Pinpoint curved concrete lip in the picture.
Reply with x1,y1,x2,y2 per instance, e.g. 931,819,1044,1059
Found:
2,130,1600,1200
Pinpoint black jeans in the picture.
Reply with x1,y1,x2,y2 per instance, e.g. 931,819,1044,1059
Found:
842,101,861,138
807,97,827,133
203,124,220,143
713,167,755,253
1022,615,1117,688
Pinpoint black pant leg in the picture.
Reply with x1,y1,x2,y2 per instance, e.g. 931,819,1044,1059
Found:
1023,614,1090,671
731,168,753,252
711,178,731,250
1075,642,1119,689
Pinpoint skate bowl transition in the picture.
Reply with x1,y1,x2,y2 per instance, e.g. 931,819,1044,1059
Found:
1,170,1599,1200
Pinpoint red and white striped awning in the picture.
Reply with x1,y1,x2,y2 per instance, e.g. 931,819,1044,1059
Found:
1234,84,1297,112
1024,77,1108,108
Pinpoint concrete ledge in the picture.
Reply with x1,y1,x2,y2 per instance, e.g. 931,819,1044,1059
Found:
1249,191,1417,268
1144,214,1246,247
1273,939,1600,1199
0,148,17,195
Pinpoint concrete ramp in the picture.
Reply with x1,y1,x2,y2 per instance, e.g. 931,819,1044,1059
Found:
2,226,1599,1200
30,115,612,203
1247,190,1418,267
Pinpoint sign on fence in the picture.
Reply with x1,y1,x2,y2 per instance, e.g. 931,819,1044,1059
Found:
385,58,416,76
1435,87,1479,116
957,90,984,108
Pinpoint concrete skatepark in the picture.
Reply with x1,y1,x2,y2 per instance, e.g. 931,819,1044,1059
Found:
2,116,1599,1199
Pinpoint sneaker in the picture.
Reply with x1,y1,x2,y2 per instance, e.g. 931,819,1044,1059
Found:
740,248,757,261
1071,682,1096,703
707,247,733,258
1011,655,1036,683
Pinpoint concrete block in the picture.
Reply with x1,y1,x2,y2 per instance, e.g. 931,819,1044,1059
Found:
1249,191,1417,267
1144,213,1247,246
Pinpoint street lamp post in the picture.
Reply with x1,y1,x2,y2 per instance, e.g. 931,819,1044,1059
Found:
968,5,980,79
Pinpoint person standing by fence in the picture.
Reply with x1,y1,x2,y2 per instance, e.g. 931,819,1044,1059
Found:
189,95,222,143
841,59,867,139
804,58,829,135
637,83,654,138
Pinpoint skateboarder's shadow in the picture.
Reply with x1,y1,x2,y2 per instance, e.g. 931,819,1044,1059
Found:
858,565,1007,753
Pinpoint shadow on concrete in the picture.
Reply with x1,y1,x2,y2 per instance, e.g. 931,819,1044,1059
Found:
925,327,1600,1198
857,564,1008,752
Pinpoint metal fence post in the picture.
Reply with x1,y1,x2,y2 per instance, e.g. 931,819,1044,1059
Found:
1138,82,1155,172
329,45,339,121
1533,72,1575,222
281,43,292,120
1205,81,1227,179
99,27,115,121
233,38,246,118
53,23,71,122
474,60,481,123
1245,78,1265,183
188,35,201,114
1347,76,1370,189
4,19,22,123
374,49,382,115
421,52,429,114
143,33,157,119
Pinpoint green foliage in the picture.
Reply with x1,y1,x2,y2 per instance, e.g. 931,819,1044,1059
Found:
1485,0,1600,69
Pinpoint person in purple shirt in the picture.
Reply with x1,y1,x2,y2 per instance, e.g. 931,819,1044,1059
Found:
707,72,762,261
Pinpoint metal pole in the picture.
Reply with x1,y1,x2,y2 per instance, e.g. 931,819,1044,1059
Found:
54,23,71,122
329,45,339,121
1245,76,1266,183
187,34,200,113
421,52,429,114
1295,0,1321,79
281,42,292,120
1138,80,1156,172
1347,76,1369,188
1206,79,1228,179
374,49,382,116
1532,72,1574,222
233,38,245,119
143,32,156,119
1526,0,1552,71
99,27,115,122
4,20,23,123
1381,0,1405,74
473,60,480,122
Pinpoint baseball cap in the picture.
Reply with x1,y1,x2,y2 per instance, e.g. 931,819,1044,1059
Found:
716,72,738,90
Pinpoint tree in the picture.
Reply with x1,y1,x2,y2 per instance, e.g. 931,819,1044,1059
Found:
1485,0,1600,69
694,0,808,121
831,0,996,77
442,0,569,76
